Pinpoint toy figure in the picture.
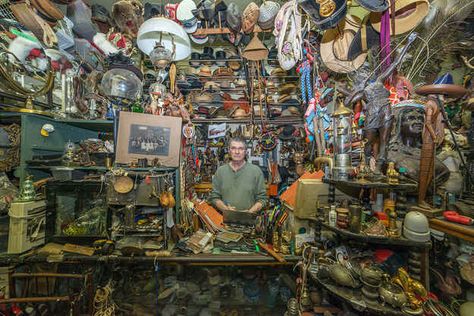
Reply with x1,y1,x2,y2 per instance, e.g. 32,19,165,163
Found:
386,162,399,185
346,33,417,177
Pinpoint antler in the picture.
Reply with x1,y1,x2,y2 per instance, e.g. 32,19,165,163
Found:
461,56,474,69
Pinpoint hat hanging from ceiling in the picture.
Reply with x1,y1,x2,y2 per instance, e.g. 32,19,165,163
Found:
320,15,367,73
177,0,198,34
258,1,280,30
242,34,268,61
299,0,347,30
226,3,242,32
370,0,429,35
242,2,260,34
415,73,468,98
356,0,389,12
347,18,380,60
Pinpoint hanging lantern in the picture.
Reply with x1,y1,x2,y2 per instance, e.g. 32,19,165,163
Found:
331,100,354,180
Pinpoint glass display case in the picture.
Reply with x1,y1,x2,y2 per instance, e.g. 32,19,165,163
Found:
46,180,108,242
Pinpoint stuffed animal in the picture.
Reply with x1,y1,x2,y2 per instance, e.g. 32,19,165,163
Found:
111,0,144,38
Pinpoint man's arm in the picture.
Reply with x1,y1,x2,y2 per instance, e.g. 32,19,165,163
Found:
208,169,235,212
249,169,268,213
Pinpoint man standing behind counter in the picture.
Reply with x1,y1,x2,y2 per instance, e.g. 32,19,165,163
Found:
209,137,268,213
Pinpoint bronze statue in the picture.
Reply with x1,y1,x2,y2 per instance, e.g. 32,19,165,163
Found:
346,33,417,177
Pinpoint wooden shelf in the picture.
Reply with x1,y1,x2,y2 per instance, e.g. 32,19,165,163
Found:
429,218,474,243
317,221,431,249
323,178,418,192
27,166,176,172
192,25,270,36
310,273,406,316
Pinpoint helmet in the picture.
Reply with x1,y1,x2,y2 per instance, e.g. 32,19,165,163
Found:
403,211,430,242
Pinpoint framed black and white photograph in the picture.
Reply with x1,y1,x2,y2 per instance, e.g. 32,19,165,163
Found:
116,112,182,167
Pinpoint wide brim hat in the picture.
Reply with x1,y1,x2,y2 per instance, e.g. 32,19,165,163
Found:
242,2,259,34
415,73,468,98
198,66,212,77
347,19,380,61
258,1,280,30
299,0,347,30
191,33,209,45
226,3,242,32
369,0,429,36
320,15,367,73
356,0,389,12
242,34,268,61
278,125,296,140
177,0,197,22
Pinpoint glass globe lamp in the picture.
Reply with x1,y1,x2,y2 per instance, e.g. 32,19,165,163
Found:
149,42,173,69
101,68,142,100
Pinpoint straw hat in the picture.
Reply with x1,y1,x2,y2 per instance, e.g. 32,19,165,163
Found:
198,65,212,77
258,1,280,30
242,2,259,34
320,15,367,73
369,0,429,35
242,34,268,61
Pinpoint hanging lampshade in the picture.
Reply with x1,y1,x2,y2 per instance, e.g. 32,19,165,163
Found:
137,17,191,61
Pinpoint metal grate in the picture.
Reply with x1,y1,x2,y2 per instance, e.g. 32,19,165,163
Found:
0,1,15,20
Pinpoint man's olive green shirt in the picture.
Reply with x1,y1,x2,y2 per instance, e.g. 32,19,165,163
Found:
209,162,268,211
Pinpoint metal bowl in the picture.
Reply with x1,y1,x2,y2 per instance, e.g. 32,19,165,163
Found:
113,176,134,194
379,282,407,308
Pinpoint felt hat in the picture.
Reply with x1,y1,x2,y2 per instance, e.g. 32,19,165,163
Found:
356,0,389,12
415,73,468,98
242,2,259,34
370,0,429,35
215,50,227,66
300,0,347,30
226,3,242,32
347,19,380,61
190,52,201,67
278,125,297,140
320,15,367,73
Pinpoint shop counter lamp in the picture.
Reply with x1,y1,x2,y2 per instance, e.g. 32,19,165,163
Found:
331,100,355,181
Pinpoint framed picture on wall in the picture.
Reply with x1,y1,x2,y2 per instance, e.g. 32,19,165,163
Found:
116,112,182,167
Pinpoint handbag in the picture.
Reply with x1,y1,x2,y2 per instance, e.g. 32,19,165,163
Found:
276,0,302,70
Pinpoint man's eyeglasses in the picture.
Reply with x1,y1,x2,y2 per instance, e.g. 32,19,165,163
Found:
230,147,246,152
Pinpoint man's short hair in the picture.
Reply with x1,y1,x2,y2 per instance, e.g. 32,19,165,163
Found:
228,137,247,149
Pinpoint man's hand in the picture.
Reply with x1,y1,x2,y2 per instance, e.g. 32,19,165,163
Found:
226,205,236,211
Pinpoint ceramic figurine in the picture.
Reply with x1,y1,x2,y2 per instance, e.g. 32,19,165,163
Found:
386,162,400,185
18,175,35,201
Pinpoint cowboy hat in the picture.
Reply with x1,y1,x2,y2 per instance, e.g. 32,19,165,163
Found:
320,15,367,73
415,73,468,98
370,0,429,36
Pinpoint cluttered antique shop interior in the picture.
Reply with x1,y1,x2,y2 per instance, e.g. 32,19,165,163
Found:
0,0,473,315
